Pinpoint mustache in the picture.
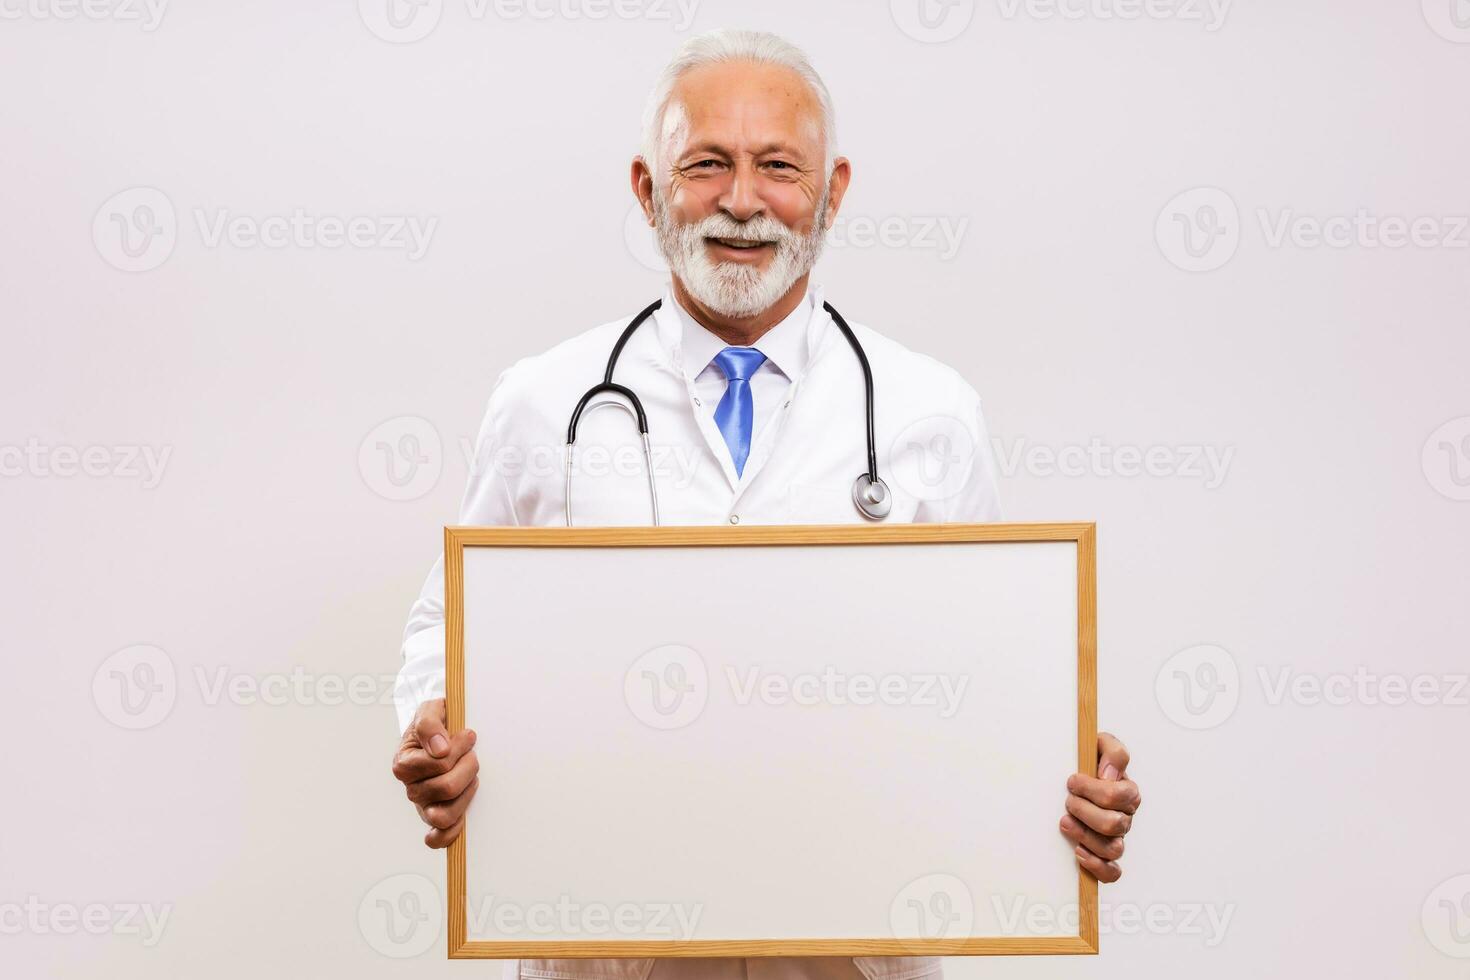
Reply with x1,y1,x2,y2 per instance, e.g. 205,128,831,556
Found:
681,212,814,246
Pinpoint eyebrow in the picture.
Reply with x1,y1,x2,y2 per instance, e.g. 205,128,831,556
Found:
677,140,808,161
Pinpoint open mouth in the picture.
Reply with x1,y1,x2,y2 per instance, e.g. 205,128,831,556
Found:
706,236,775,252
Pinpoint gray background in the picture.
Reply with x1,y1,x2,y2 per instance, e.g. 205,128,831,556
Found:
2,0,1468,977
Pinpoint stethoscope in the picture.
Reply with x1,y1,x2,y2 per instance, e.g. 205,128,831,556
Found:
565,298,892,526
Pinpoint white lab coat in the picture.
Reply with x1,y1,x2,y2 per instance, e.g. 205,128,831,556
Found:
393,283,1002,980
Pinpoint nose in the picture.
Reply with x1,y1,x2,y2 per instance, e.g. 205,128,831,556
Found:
717,159,764,223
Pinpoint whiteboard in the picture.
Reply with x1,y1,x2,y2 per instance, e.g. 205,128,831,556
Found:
445,523,1097,958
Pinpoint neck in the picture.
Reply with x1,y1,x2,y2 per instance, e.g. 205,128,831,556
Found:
671,274,810,347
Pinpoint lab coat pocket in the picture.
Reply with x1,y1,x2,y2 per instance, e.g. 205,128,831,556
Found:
851,956,943,980
518,958,657,980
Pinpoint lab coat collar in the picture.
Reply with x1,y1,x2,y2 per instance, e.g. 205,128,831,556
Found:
655,283,825,385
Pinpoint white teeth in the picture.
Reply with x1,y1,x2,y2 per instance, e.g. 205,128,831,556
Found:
712,238,766,249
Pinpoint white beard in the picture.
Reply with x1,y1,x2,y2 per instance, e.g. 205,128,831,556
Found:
653,191,828,319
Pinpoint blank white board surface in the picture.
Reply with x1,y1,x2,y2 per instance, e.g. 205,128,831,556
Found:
446,523,1097,958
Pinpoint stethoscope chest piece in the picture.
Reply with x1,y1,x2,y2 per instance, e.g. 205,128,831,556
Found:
852,473,892,521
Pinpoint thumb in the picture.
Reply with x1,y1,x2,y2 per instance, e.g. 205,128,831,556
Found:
414,699,451,758
1097,731,1130,781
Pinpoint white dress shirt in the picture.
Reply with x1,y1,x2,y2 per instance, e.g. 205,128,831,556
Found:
674,288,811,465
393,282,1002,980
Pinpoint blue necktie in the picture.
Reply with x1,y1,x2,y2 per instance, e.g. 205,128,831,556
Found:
712,346,768,477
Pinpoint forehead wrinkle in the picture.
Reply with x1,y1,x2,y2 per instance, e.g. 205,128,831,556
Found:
664,61,826,168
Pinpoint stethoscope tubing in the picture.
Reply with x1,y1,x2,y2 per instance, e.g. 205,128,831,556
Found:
564,297,889,525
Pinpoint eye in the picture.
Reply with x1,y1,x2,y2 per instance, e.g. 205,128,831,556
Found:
688,159,723,170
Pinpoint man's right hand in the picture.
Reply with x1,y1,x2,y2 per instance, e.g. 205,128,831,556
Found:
391,698,479,849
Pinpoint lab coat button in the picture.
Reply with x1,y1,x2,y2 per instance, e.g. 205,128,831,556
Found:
729,514,740,525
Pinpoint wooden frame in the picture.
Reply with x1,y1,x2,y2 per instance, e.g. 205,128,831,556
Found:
444,522,1098,958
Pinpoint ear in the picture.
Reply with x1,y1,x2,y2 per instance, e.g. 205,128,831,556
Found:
630,157,656,227
822,157,852,231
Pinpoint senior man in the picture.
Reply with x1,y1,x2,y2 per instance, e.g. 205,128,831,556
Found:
391,28,1141,980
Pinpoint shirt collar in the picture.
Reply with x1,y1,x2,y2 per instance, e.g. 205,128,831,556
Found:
668,286,816,384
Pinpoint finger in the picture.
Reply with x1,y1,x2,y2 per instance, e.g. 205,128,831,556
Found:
1059,814,1125,862
1073,844,1122,883
425,816,465,849
418,777,480,831
393,729,477,783
407,750,480,805
1066,773,1141,814
413,699,451,758
1097,731,1130,780
1065,792,1133,837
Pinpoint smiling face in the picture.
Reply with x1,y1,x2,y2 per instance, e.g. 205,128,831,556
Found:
636,59,850,322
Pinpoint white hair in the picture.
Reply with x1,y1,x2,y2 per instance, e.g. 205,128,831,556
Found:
640,29,837,178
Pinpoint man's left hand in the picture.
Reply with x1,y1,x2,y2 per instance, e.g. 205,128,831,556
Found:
1060,731,1140,883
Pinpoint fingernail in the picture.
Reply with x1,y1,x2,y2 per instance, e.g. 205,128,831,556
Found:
1066,774,1079,791
1101,764,1119,781
430,734,449,756
1074,846,1087,859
